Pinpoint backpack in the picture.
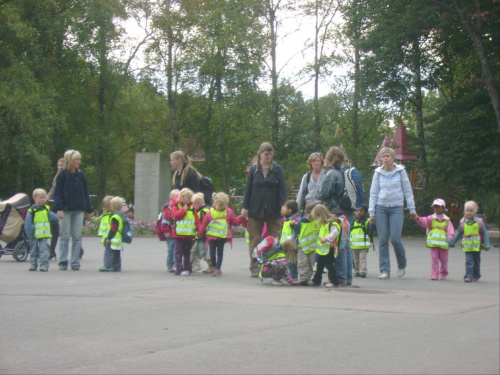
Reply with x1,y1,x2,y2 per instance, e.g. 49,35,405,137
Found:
333,215,350,251
199,176,216,206
117,212,133,244
344,167,360,210
155,211,166,241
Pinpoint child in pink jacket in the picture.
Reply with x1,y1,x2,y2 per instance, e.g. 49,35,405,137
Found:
414,199,454,280
197,192,247,277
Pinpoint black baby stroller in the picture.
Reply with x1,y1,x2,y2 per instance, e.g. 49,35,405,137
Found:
0,193,31,261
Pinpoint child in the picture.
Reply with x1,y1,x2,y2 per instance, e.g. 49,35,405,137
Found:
197,192,246,277
309,204,340,288
171,188,201,276
414,199,454,280
280,200,299,280
351,205,373,278
162,189,179,273
191,193,211,273
25,189,59,271
252,237,298,285
98,196,114,246
293,203,319,286
448,201,492,282
100,197,126,272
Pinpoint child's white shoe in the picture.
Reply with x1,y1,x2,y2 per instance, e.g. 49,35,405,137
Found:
271,279,283,286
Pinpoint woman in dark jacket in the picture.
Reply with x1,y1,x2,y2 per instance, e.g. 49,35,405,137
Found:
241,142,287,277
53,150,92,271
170,151,200,193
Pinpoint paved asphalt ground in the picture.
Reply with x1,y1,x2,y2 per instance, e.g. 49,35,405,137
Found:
1,236,498,374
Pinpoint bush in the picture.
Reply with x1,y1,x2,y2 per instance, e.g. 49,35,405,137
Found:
83,217,156,236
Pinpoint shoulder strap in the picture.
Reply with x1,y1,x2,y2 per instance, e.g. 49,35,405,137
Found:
345,168,358,194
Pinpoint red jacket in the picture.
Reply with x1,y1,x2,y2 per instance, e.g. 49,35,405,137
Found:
170,195,201,239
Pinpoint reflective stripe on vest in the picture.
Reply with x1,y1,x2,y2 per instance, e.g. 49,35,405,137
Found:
175,205,196,236
280,219,294,243
298,221,319,254
426,218,449,249
462,221,480,252
99,212,113,243
31,208,51,239
316,222,335,255
110,214,123,250
206,208,229,238
350,220,371,250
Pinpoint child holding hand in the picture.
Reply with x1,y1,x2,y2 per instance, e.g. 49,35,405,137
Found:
197,192,246,277
448,201,492,282
414,199,454,280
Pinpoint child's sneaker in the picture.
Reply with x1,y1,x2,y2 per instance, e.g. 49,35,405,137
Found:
167,267,176,273
431,277,437,280
271,279,283,286
324,282,339,288
464,278,472,282
29,266,37,271
99,267,113,272
39,266,48,272
212,269,222,277
58,263,67,271
354,272,360,277
360,273,367,278
180,270,190,276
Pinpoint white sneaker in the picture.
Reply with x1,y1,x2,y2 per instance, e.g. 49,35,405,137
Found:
180,270,190,276
191,264,202,272
397,268,406,277
271,279,283,286
378,273,390,279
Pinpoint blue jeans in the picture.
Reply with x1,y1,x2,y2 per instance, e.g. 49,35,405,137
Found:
29,238,49,269
465,251,481,280
375,205,406,275
58,210,84,267
334,210,354,283
104,243,121,270
166,238,175,269
288,261,298,280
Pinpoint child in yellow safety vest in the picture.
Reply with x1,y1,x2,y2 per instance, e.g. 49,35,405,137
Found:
280,200,299,280
414,199,455,280
293,203,319,286
252,237,298,285
171,188,201,276
197,192,247,277
308,204,341,288
190,193,211,273
25,189,60,272
98,195,114,244
351,205,373,278
100,197,127,272
448,200,491,282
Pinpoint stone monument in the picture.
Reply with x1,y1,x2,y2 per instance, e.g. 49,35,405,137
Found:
134,152,171,222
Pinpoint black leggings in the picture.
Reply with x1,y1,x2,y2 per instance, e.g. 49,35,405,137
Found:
312,250,339,286
209,238,226,270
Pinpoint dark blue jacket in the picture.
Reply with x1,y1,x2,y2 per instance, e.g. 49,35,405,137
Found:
53,169,92,213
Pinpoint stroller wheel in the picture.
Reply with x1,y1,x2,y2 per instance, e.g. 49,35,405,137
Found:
13,242,29,262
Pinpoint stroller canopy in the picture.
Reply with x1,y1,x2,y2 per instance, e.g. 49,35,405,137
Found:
0,193,30,244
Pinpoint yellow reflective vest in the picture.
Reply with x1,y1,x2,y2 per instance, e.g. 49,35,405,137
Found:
280,216,296,243
426,217,449,249
30,206,51,239
316,222,338,255
462,220,480,252
350,219,371,250
109,213,124,250
175,204,197,236
99,211,113,243
206,208,229,238
298,220,319,254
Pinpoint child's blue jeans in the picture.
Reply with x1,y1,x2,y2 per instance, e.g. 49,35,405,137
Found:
29,238,49,269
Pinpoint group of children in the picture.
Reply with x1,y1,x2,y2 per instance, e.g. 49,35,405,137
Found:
253,197,493,287
26,186,492,285
160,188,247,277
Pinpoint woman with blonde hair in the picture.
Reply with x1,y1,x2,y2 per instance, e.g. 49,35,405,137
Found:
296,152,325,212
53,150,93,271
241,142,287,277
170,151,200,193
369,147,416,279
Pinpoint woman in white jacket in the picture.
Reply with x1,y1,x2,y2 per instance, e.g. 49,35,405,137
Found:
369,147,416,279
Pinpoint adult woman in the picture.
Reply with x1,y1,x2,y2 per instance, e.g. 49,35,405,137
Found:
170,151,200,193
296,152,326,212
369,147,416,279
53,150,93,270
46,158,65,260
241,142,287,277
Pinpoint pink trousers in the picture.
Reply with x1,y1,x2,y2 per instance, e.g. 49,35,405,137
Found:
430,248,448,279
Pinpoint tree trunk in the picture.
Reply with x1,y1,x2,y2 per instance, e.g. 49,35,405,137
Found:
413,40,428,188
313,1,321,151
267,1,280,153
